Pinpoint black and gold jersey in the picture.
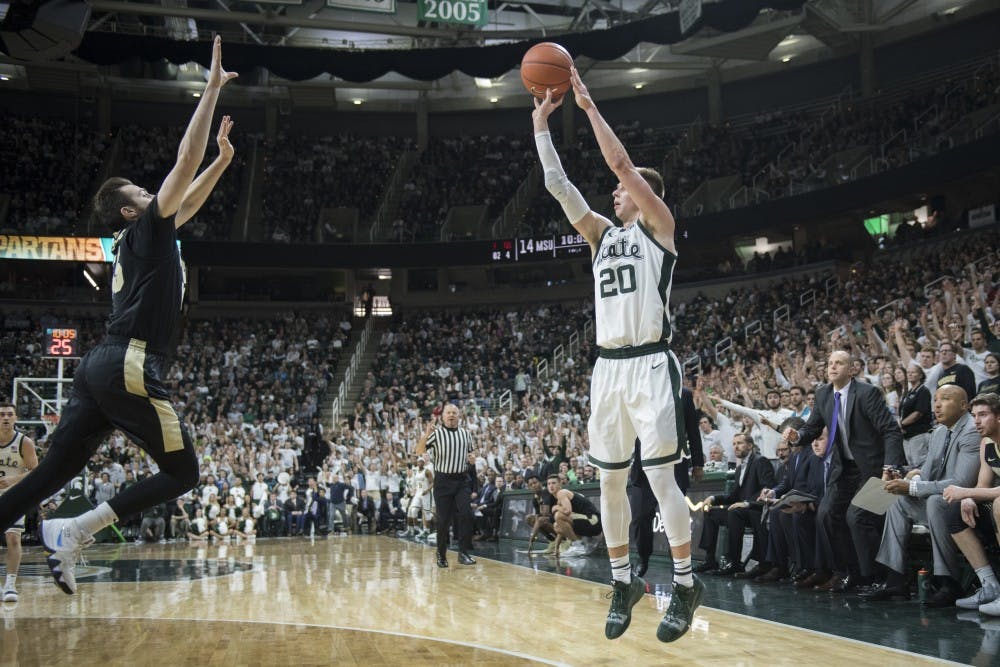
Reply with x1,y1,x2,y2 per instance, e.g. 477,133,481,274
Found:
106,196,185,354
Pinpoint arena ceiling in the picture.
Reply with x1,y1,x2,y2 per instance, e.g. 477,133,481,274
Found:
0,0,988,110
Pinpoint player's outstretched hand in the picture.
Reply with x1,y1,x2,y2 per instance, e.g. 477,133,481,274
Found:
569,66,594,111
207,36,239,89
532,88,563,121
217,115,235,162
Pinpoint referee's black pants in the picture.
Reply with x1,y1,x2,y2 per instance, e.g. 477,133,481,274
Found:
434,472,474,558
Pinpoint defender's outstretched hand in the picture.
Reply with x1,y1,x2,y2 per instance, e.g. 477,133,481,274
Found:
569,66,594,111
207,36,239,89
217,116,235,162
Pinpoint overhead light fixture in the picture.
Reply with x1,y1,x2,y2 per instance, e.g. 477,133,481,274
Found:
634,83,644,90
474,77,494,88
192,91,201,98
352,99,364,105
628,67,647,74
941,5,961,15
83,269,99,290
0,75,9,82
489,97,499,103
781,55,793,63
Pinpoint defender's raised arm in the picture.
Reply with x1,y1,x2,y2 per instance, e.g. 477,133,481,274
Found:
158,36,238,220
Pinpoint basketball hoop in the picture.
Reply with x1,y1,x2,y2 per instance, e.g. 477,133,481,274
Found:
42,413,60,433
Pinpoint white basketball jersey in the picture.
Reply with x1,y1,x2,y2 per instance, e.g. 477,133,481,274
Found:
0,432,26,495
593,222,675,348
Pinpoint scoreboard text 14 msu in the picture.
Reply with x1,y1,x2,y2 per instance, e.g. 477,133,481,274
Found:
489,234,589,263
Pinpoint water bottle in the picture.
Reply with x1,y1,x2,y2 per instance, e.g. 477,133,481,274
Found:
917,567,929,604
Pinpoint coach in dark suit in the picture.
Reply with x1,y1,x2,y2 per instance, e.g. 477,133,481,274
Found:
693,432,775,574
629,387,705,576
784,350,904,592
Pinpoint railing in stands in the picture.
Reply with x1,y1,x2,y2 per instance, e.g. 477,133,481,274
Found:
975,111,1000,140
536,357,549,383
913,105,939,134
683,354,702,376
493,164,540,239
498,389,513,415
714,337,732,365
880,128,908,159
924,275,951,298
875,298,903,322
329,318,373,430
370,149,417,241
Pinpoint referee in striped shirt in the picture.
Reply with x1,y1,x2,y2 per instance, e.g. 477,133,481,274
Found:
416,403,477,568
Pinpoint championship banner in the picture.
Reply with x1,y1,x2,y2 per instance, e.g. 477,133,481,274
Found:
326,0,396,14
417,0,487,26
0,235,179,262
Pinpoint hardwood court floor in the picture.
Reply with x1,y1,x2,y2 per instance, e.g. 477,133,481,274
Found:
0,537,964,666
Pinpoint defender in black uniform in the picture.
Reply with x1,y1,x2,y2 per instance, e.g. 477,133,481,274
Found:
0,37,238,595
547,474,602,556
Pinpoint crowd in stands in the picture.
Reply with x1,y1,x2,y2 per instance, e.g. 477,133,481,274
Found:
5,224,997,545
2,57,994,253
397,135,533,242
0,116,110,236
524,59,998,236
260,133,408,243
118,123,249,241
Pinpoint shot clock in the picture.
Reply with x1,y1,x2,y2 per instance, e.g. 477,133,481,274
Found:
44,327,80,358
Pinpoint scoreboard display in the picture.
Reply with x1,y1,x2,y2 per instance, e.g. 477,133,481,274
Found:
44,327,80,358
489,233,589,263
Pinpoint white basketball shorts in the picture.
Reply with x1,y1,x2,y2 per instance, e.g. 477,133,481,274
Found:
587,347,686,471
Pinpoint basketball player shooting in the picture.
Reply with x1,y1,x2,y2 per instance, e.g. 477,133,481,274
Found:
531,67,704,643
0,36,237,596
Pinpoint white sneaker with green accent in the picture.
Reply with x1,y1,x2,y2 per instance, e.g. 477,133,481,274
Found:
1,586,17,603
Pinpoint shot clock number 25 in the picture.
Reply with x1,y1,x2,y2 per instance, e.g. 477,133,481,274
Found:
44,327,80,358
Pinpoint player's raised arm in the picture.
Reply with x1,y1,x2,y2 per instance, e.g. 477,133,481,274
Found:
157,36,238,219
531,89,611,254
174,116,235,228
569,67,676,253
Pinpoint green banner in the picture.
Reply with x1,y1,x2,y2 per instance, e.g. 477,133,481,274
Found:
417,0,487,26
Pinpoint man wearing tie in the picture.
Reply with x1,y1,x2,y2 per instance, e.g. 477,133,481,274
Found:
783,350,904,593
861,385,979,605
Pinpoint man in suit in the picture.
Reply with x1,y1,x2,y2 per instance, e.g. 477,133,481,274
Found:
378,491,405,534
474,473,500,540
861,385,979,605
355,491,377,534
304,487,329,535
783,350,904,593
755,418,814,582
284,489,306,536
693,433,775,574
629,386,705,576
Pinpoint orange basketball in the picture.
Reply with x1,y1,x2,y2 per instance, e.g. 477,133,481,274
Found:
520,42,573,100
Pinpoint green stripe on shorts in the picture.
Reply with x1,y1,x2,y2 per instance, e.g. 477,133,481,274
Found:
587,454,633,470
